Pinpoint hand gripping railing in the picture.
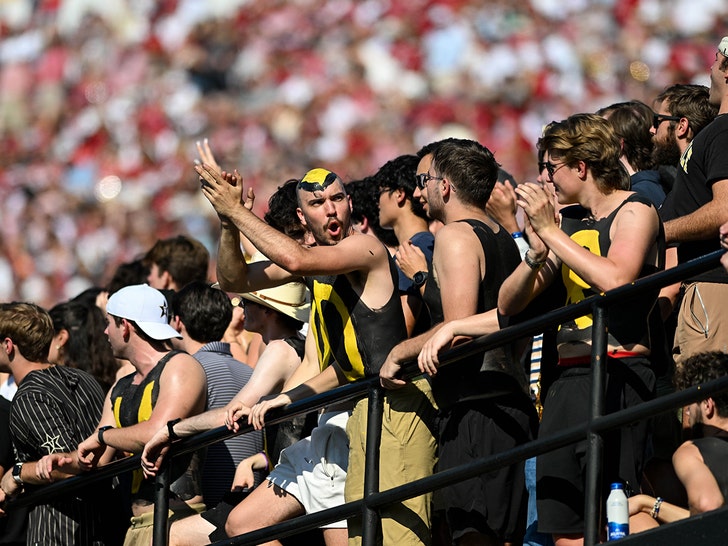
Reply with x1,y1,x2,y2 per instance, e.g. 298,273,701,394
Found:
7,249,726,546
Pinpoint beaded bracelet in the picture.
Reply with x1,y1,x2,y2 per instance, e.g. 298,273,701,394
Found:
650,497,663,519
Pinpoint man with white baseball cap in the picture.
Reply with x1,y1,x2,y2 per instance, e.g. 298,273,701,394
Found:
46,284,209,546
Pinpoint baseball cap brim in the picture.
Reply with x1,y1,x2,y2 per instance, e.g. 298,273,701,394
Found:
134,321,182,341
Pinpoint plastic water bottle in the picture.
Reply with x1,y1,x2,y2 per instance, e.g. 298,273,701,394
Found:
606,482,629,541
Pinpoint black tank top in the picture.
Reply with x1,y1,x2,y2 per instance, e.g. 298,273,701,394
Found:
693,429,728,500
110,350,203,502
429,219,529,409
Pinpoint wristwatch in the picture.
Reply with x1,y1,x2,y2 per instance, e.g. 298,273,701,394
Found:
97,425,114,445
12,462,23,487
167,418,182,441
413,270,428,288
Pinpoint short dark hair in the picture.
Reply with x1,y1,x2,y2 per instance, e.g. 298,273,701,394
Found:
655,84,717,138
346,177,399,247
143,235,209,288
427,138,500,208
172,281,232,344
264,179,307,241
107,258,149,295
598,100,655,172
674,351,728,417
372,154,426,219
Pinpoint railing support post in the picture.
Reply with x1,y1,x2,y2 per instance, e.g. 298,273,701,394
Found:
362,384,384,546
152,461,172,546
584,303,608,546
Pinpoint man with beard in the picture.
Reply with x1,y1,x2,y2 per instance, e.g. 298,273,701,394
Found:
651,83,717,189
657,37,728,364
627,351,728,533
196,165,432,546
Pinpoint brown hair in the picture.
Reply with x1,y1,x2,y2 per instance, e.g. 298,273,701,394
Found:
0,302,54,362
538,113,628,193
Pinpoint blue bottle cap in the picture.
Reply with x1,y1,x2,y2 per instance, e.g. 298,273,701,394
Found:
610,482,623,490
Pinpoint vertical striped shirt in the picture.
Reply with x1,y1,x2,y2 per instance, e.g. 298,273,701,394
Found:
10,365,106,546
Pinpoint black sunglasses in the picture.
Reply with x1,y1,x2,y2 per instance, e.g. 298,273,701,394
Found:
415,172,444,190
538,161,566,181
652,113,682,130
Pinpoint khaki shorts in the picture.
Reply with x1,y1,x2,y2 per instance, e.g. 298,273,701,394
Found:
123,502,206,546
674,282,728,364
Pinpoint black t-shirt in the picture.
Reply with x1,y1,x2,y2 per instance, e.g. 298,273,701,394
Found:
660,113,728,283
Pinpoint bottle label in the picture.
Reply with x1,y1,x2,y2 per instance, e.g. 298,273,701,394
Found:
607,522,629,541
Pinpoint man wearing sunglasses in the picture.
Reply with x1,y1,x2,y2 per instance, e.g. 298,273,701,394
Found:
197,164,432,546
380,138,536,546
658,37,728,364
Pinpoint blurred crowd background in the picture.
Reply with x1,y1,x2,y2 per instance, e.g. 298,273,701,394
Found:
1,0,727,308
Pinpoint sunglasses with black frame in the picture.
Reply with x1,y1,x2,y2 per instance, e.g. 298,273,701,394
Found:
652,112,682,130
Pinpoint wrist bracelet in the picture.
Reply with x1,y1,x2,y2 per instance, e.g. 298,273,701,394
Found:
524,250,546,270
650,497,663,519
167,418,182,441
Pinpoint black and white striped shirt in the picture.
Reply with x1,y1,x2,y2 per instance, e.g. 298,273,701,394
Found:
10,365,107,546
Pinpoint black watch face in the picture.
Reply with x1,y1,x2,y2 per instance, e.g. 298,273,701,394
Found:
413,271,427,286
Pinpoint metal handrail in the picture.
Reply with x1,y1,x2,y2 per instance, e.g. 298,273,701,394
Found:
7,248,725,546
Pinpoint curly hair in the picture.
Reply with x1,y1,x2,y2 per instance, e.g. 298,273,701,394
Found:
264,178,308,242
49,301,118,392
598,100,655,172
538,113,628,193
674,351,728,417
346,176,399,247
372,154,427,220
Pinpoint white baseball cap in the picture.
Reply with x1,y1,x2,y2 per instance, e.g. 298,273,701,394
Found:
719,36,728,57
106,284,181,340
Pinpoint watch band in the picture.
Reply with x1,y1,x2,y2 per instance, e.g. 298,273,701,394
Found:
12,462,23,487
524,250,546,271
167,418,182,441
97,425,114,446
413,270,428,288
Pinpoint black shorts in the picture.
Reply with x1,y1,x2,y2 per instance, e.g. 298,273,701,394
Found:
436,394,538,543
536,357,656,535
200,490,249,542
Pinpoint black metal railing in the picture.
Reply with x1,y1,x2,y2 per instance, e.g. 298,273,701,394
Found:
7,248,726,546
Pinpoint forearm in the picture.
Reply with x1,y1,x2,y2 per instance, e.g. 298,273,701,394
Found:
445,309,501,338
539,227,638,291
217,226,249,292
102,422,158,454
498,261,543,316
174,407,227,437
631,494,689,523
665,200,727,243
285,364,347,403
226,206,307,274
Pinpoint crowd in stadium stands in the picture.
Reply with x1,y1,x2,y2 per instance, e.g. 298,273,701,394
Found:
1,2,728,546
0,0,727,306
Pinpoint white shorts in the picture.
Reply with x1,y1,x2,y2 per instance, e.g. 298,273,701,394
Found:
267,410,350,529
